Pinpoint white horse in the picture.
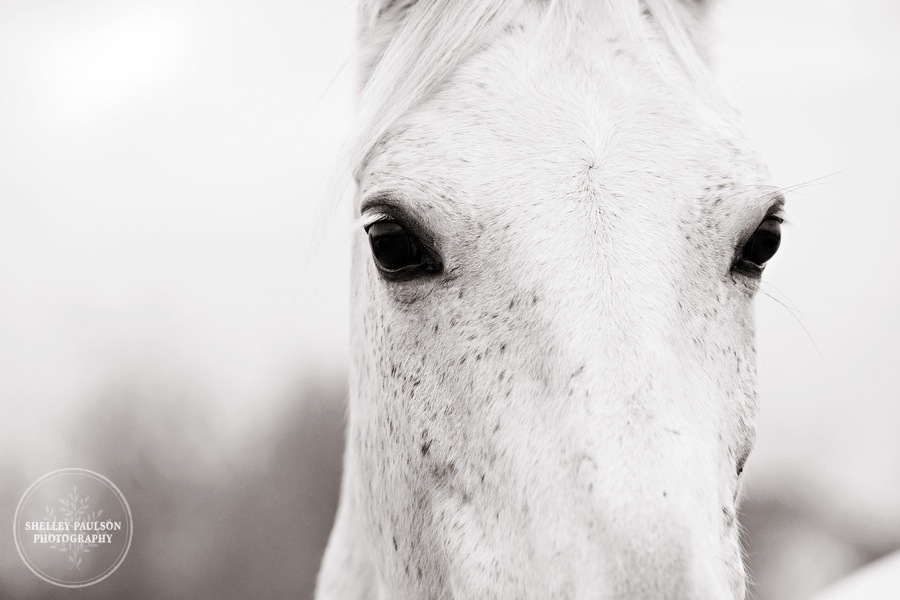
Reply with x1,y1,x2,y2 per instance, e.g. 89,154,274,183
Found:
318,1,784,598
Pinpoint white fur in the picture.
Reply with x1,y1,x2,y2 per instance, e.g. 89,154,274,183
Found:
318,1,781,598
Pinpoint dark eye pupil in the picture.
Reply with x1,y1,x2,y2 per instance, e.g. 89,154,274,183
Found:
742,218,781,266
367,222,421,271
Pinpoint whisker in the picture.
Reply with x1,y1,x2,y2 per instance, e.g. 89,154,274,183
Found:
308,0,356,111
758,280,802,314
736,507,758,600
313,56,353,110
761,168,850,203
758,285,826,364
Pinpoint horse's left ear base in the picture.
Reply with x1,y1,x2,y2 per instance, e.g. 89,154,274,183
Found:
357,0,421,87
679,0,713,11
360,0,419,30
668,0,719,65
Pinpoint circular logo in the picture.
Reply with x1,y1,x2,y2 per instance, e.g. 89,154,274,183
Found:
13,468,133,587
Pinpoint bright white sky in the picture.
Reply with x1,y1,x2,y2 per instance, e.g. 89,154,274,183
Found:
0,0,898,542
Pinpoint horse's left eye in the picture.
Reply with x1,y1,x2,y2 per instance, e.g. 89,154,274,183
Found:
365,220,440,280
735,216,782,276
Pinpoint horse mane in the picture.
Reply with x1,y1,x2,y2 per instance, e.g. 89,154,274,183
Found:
335,0,711,195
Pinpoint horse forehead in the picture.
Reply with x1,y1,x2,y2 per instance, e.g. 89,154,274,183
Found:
384,92,748,214
381,53,762,201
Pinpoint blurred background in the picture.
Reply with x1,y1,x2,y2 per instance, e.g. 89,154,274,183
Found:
0,0,897,598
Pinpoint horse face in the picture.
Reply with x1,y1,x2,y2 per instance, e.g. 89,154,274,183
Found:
337,2,781,598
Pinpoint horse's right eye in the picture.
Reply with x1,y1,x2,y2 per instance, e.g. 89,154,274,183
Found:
733,215,783,278
741,216,782,266
366,221,440,280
